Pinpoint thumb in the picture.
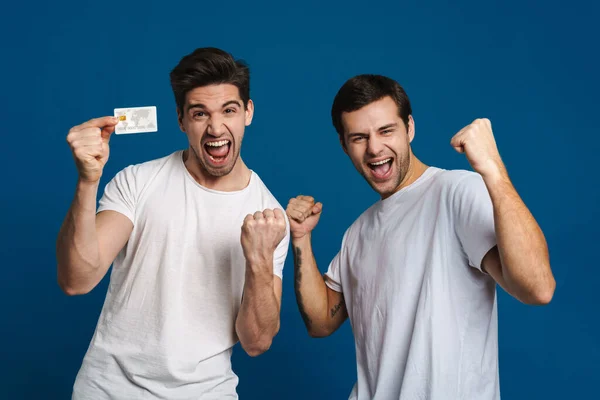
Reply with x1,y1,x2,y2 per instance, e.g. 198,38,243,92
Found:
312,202,323,214
450,134,465,154
101,124,116,143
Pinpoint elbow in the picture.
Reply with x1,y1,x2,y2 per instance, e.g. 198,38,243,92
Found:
241,338,273,357
57,276,92,296
523,279,556,306
307,325,334,338
530,286,555,306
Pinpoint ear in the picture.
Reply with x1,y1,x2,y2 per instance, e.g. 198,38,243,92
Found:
177,107,185,133
245,99,255,126
339,135,348,155
407,115,415,143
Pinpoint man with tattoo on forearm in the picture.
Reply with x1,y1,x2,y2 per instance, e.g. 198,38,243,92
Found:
286,74,555,400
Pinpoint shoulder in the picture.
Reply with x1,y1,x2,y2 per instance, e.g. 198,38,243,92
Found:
110,151,181,183
423,168,486,201
429,167,481,189
338,202,379,246
248,171,286,209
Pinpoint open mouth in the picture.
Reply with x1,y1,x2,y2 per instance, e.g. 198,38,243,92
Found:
204,139,231,165
367,158,393,180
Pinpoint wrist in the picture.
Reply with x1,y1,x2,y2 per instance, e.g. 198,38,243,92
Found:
479,160,508,184
245,257,275,285
245,252,274,270
77,177,100,190
291,232,312,246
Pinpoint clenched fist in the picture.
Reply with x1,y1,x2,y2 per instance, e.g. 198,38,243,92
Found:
285,196,323,240
450,118,506,180
241,209,287,265
66,116,119,183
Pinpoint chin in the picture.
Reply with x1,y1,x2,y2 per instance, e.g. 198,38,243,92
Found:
201,157,238,177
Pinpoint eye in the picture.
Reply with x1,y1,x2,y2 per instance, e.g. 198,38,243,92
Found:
382,129,393,135
352,136,366,143
224,108,236,114
193,111,205,118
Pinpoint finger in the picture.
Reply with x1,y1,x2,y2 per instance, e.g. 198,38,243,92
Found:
450,131,465,149
452,145,465,154
74,144,103,159
273,208,285,220
72,136,103,148
243,214,254,225
73,116,119,131
297,195,314,203
312,202,323,214
253,211,264,220
101,124,116,142
289,204,312,219
287,208,306,223
67,128,102,144
292,198,316,211
263,209,275,220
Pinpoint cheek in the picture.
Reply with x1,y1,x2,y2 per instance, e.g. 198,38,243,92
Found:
227,118,246,139
347,146,366,166
389,137,408,155
183,123,204,141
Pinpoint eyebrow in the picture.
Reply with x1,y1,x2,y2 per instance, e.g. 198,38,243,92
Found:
347,123,399,138
378,123,398,131
187,100,242,112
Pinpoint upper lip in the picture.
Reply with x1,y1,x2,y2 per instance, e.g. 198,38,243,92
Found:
204,139,231,146
367,157,392,165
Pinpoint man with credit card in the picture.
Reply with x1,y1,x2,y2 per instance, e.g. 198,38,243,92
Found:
56,47,289,399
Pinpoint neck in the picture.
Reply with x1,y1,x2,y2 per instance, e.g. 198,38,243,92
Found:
385,153,429,199
183,149,251,192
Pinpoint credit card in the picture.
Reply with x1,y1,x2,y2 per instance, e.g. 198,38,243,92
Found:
114,106,158,134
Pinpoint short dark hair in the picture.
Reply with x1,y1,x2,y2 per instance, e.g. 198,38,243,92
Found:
331,74,412,141
169,47,250,115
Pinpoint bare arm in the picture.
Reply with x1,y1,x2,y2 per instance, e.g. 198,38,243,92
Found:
235,209,287,357
235,261,282,357
56,181,132,295
292,234,347,338
481,174,555,305
56,116,133,295
451,118,555,305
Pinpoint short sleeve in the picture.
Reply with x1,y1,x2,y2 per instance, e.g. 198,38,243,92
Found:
453,173,497,272
272,210,290,279
324,230,349,293
324,252,343,293
97,166,137,223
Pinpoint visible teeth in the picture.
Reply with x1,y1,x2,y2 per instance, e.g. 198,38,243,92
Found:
206,140,229,147
370,158,392,166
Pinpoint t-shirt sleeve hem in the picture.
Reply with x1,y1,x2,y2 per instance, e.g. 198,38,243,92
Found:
324,274,343,293
470,239,497,273
97,204,135,225
272,268,283,280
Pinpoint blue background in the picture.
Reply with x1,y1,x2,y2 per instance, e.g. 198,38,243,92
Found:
1,0,598,398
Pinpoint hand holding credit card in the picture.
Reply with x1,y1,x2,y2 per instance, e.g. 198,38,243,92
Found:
114,106,158,134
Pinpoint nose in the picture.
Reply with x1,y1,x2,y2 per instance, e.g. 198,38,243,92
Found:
207,116,227,137
366,135,385,157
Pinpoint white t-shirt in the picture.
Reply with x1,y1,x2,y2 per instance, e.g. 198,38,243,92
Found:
72,150,290,400
325,167,499,400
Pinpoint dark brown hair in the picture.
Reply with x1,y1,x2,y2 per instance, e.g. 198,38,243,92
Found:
331,74,412,141
169,47,250,115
